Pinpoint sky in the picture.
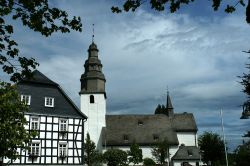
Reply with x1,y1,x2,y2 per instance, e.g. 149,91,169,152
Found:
2,0,250,151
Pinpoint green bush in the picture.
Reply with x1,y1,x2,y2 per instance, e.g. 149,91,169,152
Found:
103,149,128,166
143,158,156,166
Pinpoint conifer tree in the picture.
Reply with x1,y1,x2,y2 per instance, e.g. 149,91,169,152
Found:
84,133,102,166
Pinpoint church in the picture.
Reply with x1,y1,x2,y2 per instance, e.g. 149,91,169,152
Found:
3,40,201,166
80,41,201,166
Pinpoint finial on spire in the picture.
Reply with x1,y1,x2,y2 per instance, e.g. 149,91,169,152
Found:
167,85,169,95
92,24,95,43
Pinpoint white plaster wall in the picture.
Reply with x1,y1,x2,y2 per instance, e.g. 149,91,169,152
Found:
80,94,106,151
169,146,179,160
173,160,200,166
177,132,197,146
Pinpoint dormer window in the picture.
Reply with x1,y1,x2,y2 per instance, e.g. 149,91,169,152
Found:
138,120,143,126
90,95,94,104
187,150,193,156
153,134,159,141
45,97,54,107
21,95,31,105
123,135,129,142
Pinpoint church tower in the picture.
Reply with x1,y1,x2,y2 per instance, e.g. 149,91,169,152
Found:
80,41,106,151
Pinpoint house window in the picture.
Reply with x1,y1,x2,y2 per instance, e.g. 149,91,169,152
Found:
45,97,54,107
59,143,68,157
29,143,40,156
21,95,31,105
123,135,129,142
90,95,94,103
31,117,40,130
59,119,68,132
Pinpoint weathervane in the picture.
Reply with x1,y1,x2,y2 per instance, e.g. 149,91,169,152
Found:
92,24,95,43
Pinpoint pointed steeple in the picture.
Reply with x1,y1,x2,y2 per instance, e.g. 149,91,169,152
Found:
166,91,174,117
80,41,106,96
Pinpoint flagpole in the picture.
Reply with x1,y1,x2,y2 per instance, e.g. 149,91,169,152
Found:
220,109,229,166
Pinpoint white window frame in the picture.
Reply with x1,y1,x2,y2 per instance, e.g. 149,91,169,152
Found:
30,117,40,130
58,143,68,157
21,95,31,105
29,142,40,156
59,119,68,132
45,97,54,107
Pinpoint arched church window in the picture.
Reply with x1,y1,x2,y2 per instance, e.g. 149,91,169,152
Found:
90,95,94,103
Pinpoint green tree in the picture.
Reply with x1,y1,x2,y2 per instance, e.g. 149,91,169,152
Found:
198,131,225,166
112,0,250,24
234,140,250,166
84,133,103,166
143,157,156,166
0,0,82,82
127,142,143,165
151,139,170,165
240,53,250,119
0,82,32,160
103,148,128,166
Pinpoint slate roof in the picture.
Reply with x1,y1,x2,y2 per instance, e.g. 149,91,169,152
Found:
172,113,198,132
18,70,87,119
171,146,200,160
103,115,179,146
103,113,197,146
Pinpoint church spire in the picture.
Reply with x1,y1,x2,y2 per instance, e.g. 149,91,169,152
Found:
166,91,174,117
80,39,106,97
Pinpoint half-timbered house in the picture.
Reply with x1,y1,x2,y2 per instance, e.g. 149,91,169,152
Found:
4,70,87,165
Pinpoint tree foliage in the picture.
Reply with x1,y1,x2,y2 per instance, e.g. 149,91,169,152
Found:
198,131,225,166
239,53,250,119
112,0,250,24
0,81,32,159
103,148,128,166
0,0,82,82
127,142,143,165
234,140,250,166
151,139,170,165
143,157,156,166
155,104,166,115
84,133,103,166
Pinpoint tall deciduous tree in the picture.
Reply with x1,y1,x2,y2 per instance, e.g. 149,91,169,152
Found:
0,0,82,82
151,139,170,165
198,131,225,166
0,82,31,160
84,133,102,166
127,142,143,165
112,0,250,24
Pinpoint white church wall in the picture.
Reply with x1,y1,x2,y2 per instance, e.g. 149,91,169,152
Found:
80,94,106,150
176,132,197,146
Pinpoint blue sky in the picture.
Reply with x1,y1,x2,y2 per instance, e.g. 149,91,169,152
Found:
2,0,250,151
